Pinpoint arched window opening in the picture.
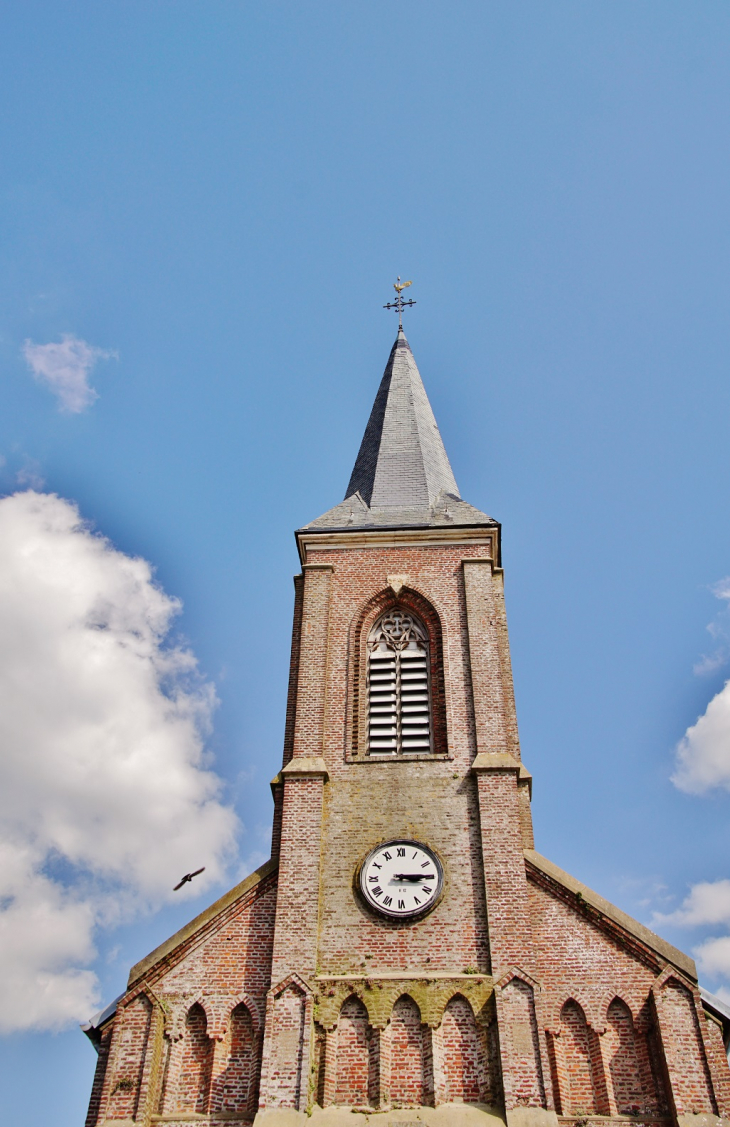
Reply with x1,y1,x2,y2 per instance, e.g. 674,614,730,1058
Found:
334,995,371,1107
605,998,645,1115
367,608,431,754
210,1003,255,1114
178,1003,212,1114
439,995,481,1104
556,999,600,1116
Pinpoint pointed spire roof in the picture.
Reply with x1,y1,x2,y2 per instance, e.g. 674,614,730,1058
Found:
346,328,459,509
302,330,496,533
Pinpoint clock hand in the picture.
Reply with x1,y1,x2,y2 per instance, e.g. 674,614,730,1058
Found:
392,873,431,882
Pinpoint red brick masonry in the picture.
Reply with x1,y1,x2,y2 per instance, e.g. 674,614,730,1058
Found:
84,534,730,1126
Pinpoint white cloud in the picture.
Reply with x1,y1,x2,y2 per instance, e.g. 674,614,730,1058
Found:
695,936,730,981
654,880,730,927
653,880,730,996
672,679,730,794
22,334,116,413
0,492,238,1032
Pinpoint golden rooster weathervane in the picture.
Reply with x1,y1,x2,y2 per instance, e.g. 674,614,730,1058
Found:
384,276,417,330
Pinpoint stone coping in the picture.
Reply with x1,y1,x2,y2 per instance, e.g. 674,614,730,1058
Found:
281,756,329,778
128,858,277,987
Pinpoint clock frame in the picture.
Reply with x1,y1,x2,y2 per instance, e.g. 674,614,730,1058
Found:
358,838,444,920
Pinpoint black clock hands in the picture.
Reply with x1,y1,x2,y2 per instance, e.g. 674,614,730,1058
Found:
392,873,433,882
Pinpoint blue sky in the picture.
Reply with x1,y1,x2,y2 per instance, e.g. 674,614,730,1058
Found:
2,2,730,1122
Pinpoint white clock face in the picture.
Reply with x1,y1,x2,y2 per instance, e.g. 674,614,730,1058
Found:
360,839,443,919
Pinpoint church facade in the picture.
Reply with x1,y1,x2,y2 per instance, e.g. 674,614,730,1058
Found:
84,327,730,1127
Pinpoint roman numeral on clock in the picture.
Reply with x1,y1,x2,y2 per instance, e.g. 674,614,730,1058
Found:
361,841,441,918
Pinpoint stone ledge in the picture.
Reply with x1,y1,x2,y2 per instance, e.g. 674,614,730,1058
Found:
677,1115,730,1127
471,752,520,772
507,1111,559,1127
254,1102,506,1126
281,756,329,779
346,753,454,764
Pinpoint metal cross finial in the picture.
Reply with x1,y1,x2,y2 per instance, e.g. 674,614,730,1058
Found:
383,276,417,330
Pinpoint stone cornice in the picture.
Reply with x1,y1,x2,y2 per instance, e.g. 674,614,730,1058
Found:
296,525,497,565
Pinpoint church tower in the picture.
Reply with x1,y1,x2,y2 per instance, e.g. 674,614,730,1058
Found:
85,315,730,1127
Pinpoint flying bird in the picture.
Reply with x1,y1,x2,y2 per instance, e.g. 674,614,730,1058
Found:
173,867,205,891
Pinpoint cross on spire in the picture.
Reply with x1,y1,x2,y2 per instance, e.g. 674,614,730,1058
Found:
383,276,417,330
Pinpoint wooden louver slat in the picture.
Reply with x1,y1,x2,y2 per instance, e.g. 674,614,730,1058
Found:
367,608,431,754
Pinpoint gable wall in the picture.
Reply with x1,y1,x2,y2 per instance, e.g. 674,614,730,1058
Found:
86,871,277,1126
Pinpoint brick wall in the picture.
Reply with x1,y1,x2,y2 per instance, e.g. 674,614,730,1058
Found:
85,529,730,1124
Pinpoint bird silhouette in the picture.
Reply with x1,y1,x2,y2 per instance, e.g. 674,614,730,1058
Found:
173,867,205,891
394,278,413,293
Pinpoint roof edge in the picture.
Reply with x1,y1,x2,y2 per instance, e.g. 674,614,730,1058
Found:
80,992,124,1051
525,849,697,981
128,857,277,987
295,519,502,567
700,986,730,1040
296,518,499,537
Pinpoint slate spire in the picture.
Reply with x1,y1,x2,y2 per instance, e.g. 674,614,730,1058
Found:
345,328,460,508
301,328,496,533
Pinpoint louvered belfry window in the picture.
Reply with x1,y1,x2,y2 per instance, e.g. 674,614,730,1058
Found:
367,608,432,754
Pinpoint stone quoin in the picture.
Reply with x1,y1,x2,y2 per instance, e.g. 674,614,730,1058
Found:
83,324,730,1127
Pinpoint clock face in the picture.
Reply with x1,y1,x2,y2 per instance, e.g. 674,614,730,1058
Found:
359,839,443,919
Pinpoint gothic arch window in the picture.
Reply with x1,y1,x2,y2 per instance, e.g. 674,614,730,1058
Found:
367,607,431,754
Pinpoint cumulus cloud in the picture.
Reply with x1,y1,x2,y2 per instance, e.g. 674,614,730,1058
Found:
673,579,730,794
652,880,730,996
654,880,730,928
22,334,116,413
0,492,238,1032
695,936,730,981
672,680,730,793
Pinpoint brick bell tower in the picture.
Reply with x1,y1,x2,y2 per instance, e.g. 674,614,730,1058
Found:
85,317,730,1127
